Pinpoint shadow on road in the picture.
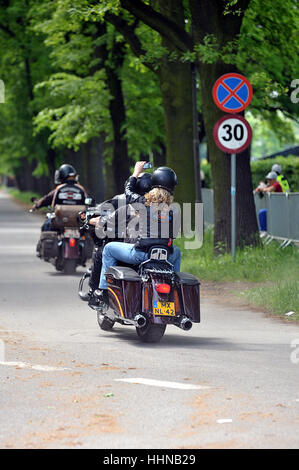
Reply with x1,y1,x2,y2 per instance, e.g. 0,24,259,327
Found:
98,326,264,352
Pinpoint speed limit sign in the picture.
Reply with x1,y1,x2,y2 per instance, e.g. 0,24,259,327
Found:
213,114,252,154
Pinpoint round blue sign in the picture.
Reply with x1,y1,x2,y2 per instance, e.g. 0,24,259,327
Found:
212,73,253,113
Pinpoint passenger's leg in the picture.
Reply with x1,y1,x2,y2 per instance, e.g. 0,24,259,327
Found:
99,242,147,290
169,245,181,272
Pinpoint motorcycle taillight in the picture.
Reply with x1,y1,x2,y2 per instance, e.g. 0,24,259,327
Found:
69,238,76,247
155,283,171,294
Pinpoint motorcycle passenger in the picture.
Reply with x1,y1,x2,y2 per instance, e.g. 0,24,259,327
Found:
94,162,181,305
81,172,152,304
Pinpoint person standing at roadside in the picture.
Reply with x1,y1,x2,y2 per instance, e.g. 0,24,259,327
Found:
271,163,290,193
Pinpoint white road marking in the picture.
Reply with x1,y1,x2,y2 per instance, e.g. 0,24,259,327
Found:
0,361,71,371
217,419,233,424
114,378,209,390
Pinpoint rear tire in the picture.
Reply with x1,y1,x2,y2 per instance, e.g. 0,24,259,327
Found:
63,259,76,275
136,322,166,343
97,312,115,331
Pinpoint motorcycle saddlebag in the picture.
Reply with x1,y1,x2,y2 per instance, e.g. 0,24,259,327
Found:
105,267,142,320
175,272,200,323
80,234,94,261
54,204,86,229
40,231,59,259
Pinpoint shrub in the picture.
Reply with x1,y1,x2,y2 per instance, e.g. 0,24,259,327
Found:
201,155,299,191
250,155,299,191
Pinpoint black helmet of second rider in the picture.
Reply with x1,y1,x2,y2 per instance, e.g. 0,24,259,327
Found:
135,172,152,196
151,167,178,194
54,164,78,185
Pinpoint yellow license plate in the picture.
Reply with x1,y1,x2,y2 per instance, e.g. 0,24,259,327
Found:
153,301,175,316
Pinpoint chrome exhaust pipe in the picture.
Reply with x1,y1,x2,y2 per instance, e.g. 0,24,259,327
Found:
179,317,193,331
134,314,147,328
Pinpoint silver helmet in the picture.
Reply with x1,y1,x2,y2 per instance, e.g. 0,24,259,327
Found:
271,163,282,175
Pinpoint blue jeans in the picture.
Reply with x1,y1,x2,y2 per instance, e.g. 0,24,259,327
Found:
41,219,52,232
99,242,181,289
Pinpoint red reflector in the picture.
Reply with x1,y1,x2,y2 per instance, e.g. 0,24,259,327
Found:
69,238,76,247
155,283,171,294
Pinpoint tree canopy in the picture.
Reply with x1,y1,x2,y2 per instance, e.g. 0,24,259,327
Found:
0,0,298,250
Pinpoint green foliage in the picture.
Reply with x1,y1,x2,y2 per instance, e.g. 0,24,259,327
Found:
0,0,54,177
238,0,299,119
200,156,299,192
31,0,165,161
251,156,299,192
34,71,111,150
122,54,165,158
246,111,299,158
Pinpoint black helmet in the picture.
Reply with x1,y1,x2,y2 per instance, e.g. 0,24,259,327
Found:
55,164,77,184
135,172,152,195
151,167,178,194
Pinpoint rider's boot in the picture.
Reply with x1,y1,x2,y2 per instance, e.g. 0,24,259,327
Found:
88,289,109,308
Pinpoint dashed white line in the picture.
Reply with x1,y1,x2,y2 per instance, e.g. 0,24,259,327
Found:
114,378,209,390
0,361,71,371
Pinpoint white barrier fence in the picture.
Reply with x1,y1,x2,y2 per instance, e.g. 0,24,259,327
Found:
202,188,299,243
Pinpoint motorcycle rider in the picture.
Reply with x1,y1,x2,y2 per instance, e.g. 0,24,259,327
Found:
33,163,87,209
80,172,152,305
32,164,88,257
94,161,181,306
33,164,88,229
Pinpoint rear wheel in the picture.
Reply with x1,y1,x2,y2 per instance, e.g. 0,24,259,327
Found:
136,321,166,343
97,312,115,331
63,259,76,275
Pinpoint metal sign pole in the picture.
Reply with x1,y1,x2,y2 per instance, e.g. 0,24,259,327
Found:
231,153,236,262
212,72,253,262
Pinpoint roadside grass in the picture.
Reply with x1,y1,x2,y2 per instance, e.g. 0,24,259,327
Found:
8,189,48,214
175,229,299,320
8,188,41,206
240,280,299,320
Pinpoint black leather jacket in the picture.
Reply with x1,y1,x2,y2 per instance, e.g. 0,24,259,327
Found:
125,176,181,252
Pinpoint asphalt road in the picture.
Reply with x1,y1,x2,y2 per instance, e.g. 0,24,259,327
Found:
0,190,298,449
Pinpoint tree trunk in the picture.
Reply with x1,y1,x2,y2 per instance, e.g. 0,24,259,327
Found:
156,0,197,206
15,158,36,192
106,39,132,194
156,61,196,206
191,0,258,251
82,137,105,203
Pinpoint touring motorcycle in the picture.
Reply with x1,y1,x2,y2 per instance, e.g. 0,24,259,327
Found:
31,198,94,275
79,243,200,344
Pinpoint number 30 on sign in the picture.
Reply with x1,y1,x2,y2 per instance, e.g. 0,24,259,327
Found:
213,114,252,154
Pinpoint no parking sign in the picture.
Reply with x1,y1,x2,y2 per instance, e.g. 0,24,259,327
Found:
212,72,253,262
212,73,252,113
